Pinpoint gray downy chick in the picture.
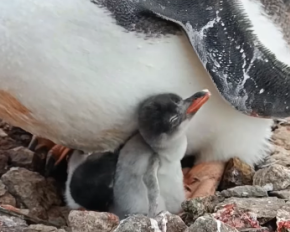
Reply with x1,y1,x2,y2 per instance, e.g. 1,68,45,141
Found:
111,89,211,219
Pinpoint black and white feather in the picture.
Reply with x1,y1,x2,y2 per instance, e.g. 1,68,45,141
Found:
92,0,290,118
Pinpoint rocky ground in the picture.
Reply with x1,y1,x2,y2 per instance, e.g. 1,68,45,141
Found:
0,119,290,232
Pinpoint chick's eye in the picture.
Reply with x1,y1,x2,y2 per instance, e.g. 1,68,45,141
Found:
169,115,179,125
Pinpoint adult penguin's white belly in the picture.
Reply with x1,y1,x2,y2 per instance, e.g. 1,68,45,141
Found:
0,0,277,166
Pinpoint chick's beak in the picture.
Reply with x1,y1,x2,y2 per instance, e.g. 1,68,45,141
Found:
185,89,211,114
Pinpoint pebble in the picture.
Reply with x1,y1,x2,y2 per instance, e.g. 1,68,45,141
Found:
0,214,27,232
220,185,268,198
155,211,188,232
1,167,62,219
220,158,255,190
23,224,67,232
239,228,270,232
0,152,9,176
253,164,290,191
181,195,222,225
9,147,35,170
216,197,286,224
189,214,238,232
0,180,16,206
262,145,290,168
0,129,8,137
272,126,290,149
68,210,119,232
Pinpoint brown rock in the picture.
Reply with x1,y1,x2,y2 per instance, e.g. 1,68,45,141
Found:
272,126,290,149
0,215,27,232
0,180,16,206
47,206,68,227
0,137,20,150
28,207,48,220
1,167,62,219
253,164,290,191
220,185,268,198
6,127,32,148
262,145,290,168
0,129,8,137
23,224,67,232
0,192,16,207
7,146,47,174
220,158,255,190
216,197,286,224
0,153,9,176
58,207,70,226
0,180,6,196
68,210,119,232
155,211,188,232
181,195,222,225
8,147,35,170
189,214,238,232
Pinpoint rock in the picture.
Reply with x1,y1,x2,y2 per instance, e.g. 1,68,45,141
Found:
57,207,70,226
0,137,20,150
1,167,62,219
272,126,290,149
0,192,17,207
239,228,270,232
253,164,290,191
262,145,290,168
220,185,268,198
0,129,8,137
0,152,9,176
23,224,67,232
28,207,48,220
113,215,162,232
214,203,261,229
270,189,290,200
0,180,16,206
182,195,222,213
0,179,5,196
181,195,222,225
68,210,119,232
7,146,47,174
281,201,290,211
47,206,68,227
155,211,188,232
0,214,27,232
189,214,238,232
220,158,255,190
8,147,35,170
216,197,286,224
6,127,32,148
277,203,290,232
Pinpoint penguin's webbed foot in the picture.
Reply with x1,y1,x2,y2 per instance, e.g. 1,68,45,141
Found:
28,136,73,170
183,161,225,199
47,144,73,166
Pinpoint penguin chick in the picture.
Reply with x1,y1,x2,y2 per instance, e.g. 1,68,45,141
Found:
65,150,118,211
111,89,211,219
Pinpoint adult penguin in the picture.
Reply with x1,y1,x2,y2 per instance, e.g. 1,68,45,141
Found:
0,0,289,196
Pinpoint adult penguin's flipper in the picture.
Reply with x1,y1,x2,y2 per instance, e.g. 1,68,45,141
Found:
142,0,290,118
